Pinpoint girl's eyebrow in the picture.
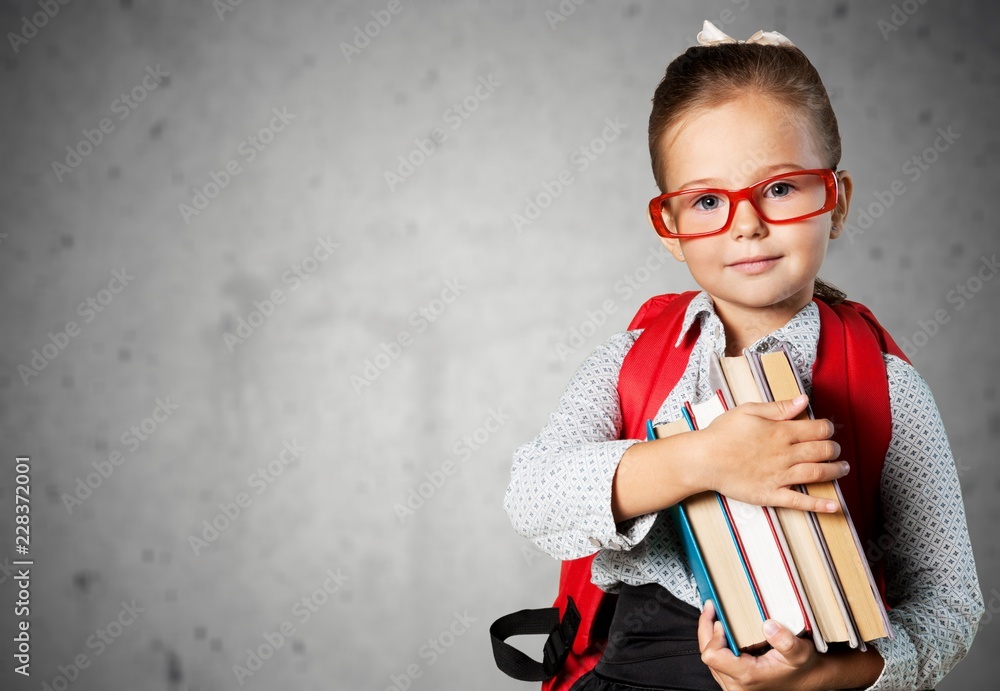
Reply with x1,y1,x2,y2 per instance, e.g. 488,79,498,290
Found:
677,163,807,190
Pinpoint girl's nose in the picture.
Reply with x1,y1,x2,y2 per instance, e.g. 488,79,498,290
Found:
728,198,768,239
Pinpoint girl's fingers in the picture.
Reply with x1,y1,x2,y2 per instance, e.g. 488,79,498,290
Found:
786,417,836,444
791,438,843,464
697,600,717,651
787,456,850,486
739,396,810,422
772,487,840,513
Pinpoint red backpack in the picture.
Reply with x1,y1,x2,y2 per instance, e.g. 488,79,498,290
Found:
491,291,909,689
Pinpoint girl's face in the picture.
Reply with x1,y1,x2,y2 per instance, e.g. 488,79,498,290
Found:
653,95,851,320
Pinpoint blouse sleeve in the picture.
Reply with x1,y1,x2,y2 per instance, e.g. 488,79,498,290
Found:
503,330,659,561
864,354,984,690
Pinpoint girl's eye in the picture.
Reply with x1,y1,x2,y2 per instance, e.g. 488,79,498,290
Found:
692,194,724,211
764,181,796,198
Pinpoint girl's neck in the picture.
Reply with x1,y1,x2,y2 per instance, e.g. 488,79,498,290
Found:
711,291,813,357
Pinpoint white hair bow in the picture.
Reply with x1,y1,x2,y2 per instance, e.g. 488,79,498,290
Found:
696,20,795,48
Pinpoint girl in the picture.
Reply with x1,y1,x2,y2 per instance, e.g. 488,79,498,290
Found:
505,21,983,691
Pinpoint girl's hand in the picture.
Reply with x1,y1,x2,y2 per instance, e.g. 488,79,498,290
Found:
697,395,847,513
697,600,827,691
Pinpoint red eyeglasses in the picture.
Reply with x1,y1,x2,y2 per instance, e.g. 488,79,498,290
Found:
648,168,839,238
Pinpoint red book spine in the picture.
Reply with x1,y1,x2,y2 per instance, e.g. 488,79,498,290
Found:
764,508,812,634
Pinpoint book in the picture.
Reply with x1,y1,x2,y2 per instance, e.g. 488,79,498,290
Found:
743,347,862,648
720,353,840,651
708,353,811,644
683,394,768,653
647,418,743,655
756,347,891,644
650,344,892,654
684,386,810,647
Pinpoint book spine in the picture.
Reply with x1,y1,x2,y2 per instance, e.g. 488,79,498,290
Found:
650,419,740,656
717,494,768,622
764,506,813,638
670,502,741,656
803,495,862,649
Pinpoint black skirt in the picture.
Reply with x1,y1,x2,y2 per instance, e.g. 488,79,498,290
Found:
571,583,722,691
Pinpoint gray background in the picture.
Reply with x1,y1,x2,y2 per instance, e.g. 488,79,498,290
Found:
1,0,998,689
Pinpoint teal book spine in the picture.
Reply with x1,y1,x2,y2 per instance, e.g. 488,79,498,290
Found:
648,419,740,655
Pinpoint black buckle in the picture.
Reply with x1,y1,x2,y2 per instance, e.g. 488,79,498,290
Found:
542,596,580,676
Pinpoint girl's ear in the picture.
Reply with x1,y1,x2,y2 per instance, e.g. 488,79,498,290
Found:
647,206,686,261
830,169,854,239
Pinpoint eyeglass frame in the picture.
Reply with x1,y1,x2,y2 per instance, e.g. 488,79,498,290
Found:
647,168,840,239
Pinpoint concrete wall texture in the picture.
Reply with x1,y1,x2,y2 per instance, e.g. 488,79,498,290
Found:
0,0,998,689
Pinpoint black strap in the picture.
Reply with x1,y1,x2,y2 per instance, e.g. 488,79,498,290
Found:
490,596,581,682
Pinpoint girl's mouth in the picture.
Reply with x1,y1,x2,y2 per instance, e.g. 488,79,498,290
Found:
727,255,781,274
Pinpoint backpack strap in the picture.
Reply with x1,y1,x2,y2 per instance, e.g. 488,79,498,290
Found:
618,291,702,439
812,299,910,607
555,292,701,654
537,292,701,691
490,597,580,682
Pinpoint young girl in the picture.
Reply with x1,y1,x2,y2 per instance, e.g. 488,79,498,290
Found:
505,21,983,691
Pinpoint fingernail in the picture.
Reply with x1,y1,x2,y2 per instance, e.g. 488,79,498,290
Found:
762,620,780,637
825,501,839,512
840,461,850,474
794,394,808,405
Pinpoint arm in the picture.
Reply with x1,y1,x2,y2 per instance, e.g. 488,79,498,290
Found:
861,355,984,690
505,331,847,560
613,396,847,522
504,331,657,560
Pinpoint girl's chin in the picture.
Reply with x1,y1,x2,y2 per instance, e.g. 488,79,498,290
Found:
709,285,814,311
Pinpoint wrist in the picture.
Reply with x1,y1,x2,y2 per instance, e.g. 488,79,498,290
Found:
683,427,716,495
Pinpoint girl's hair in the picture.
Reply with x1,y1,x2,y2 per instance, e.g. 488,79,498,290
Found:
648,42,847,305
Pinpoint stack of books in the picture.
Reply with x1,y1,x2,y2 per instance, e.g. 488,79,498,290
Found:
651,344,892,655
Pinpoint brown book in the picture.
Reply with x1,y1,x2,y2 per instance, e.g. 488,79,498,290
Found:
758,350,891,643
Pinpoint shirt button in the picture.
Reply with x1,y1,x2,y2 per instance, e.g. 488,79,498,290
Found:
589,537,602,548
